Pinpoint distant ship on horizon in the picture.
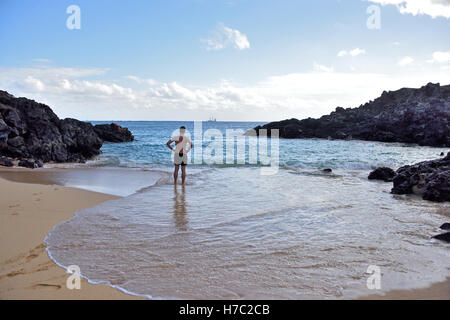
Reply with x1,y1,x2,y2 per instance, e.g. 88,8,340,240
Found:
207,116,217,122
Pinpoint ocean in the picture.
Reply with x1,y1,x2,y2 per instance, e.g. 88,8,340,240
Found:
44,121,449,299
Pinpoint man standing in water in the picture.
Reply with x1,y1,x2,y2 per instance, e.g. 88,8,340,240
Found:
166,126,193,185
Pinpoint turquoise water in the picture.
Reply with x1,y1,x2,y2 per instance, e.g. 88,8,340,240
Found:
44,121,450,299
86,121,446,170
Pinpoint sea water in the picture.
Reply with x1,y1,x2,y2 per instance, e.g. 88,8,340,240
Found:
44,121,449,299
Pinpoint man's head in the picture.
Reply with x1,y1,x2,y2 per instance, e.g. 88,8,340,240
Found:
180,126,186,135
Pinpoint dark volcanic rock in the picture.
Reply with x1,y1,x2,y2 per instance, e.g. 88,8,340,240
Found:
94,123,134,143
7,136,25,148
246,83,450,147
368,167,396,182
423,170,450,202
60,118,103,161
0,118,10,148
440,223,450,230
18,158,42,169
0,156,13,167
391,152,450,202
0,90,133,168
432,232,450,243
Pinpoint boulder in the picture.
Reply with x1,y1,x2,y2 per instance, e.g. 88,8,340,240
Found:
18,158,42,169
391,152,450,202
440,223,450,230
0,156,13,167
432,232,450,243
423,171,450,202
368,167,396,182
94,123,134,143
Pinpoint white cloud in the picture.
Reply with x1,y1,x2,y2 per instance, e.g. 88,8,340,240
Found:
1,65,450,121
313,62,334,73
426,51,450,63
366,0,450,19
350,48,366,56
125,75,157,86
337,48,366,57
24,76,45,91
203,24,250,51
398,56,414,66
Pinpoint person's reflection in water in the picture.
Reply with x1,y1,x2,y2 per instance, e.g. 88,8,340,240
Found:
173,184,188,232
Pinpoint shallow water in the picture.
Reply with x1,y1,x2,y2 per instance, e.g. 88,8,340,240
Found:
45,167,449,299
44,121,449,299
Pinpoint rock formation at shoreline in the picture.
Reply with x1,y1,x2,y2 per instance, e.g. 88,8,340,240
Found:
391,152,450,202
369,152,450,202
368,167,396,182
246,82,450,147
0,90,133,168
432,233,450,243
94,123,134,143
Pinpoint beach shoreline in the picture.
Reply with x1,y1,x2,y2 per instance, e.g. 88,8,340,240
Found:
0,167,142,300
0,166,448,300
359,277,449,300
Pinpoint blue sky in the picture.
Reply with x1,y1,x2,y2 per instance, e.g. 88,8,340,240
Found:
0,0,449,121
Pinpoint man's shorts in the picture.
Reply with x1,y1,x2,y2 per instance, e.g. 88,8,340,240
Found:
174,152,188,166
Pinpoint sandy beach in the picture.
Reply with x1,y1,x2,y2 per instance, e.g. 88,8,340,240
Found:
360,278,449,300
0,167,448,300
0,168,141,300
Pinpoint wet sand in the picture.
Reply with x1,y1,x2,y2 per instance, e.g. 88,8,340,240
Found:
361,278,449,300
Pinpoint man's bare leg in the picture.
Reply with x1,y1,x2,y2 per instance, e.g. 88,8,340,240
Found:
181,166,186,185
174,165,179,185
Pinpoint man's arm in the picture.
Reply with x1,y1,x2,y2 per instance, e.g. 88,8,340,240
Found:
187,138,194,153
166,139,175,151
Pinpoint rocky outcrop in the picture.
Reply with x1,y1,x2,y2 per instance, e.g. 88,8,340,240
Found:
18,158,43,169
94,123,134,143
368,167,396,182
246,83,450,147
0,156,13,167
368,152,450,202
440,223,450,230
0,90,133,168
391,152,450,202
432,232,450,243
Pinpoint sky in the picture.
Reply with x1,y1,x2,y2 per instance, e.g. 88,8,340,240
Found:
0,0,449,121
